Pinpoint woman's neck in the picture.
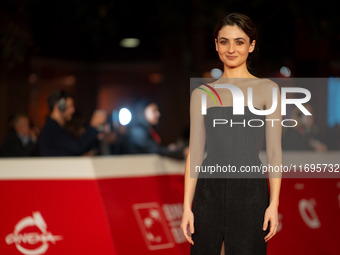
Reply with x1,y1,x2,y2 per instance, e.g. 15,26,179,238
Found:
221,64,255,78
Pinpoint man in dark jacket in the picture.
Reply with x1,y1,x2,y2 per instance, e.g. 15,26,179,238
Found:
39,90,106,156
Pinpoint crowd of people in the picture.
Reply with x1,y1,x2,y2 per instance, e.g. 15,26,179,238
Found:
0,90,189,160
0,89,329,159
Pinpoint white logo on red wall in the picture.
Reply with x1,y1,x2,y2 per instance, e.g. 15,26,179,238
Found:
162,203,186,244
133,203,174,250
299,198,321,229
5,211,63,255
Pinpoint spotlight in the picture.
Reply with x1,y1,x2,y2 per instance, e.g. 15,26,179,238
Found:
120,38,140,48
116,108,132,126
280,66,291,77
210,68,223,79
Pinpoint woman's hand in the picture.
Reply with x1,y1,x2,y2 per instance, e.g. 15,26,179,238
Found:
180,209,195,245
263,204,279,242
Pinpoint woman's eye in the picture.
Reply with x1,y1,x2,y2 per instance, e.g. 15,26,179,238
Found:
236,41,244,45
220,41,227,45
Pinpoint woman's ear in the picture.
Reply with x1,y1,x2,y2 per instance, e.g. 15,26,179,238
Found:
249,40,256,53
215,39,219,51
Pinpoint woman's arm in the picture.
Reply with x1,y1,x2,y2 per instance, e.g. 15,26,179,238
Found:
263,80,282,242
264,81,282,206
181,87,206,245
183,149,198,211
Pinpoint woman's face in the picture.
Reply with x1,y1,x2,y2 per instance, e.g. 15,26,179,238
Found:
144,103,160,125
215,25,255,69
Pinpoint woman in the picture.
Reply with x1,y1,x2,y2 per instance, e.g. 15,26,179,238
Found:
181,13,282,255
126,98,187,159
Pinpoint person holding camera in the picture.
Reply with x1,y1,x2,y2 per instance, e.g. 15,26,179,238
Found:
39,90,106,156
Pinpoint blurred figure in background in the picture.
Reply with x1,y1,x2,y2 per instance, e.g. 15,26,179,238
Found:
126,98,188,160
39,90,107,156
282,104,328,151
97,122,127,155
0,113,39,157
63,109,100,156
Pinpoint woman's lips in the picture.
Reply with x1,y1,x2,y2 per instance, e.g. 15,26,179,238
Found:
226,55,237,60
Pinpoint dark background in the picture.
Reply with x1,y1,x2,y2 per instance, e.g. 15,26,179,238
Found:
1,0,340,148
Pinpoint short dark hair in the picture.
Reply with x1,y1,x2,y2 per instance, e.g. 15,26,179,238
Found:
8,112,29,127
47,90,73,112
213,12,258,68
12,113,28,123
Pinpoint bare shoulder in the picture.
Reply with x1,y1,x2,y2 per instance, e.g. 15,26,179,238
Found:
259,78,279,90
191,85,206,96
259,79,280,97
190,85,206,102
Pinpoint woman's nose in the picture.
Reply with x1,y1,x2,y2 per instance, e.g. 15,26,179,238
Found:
228,42,235,53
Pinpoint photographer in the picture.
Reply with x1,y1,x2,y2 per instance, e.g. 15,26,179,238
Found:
39,90,106,156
